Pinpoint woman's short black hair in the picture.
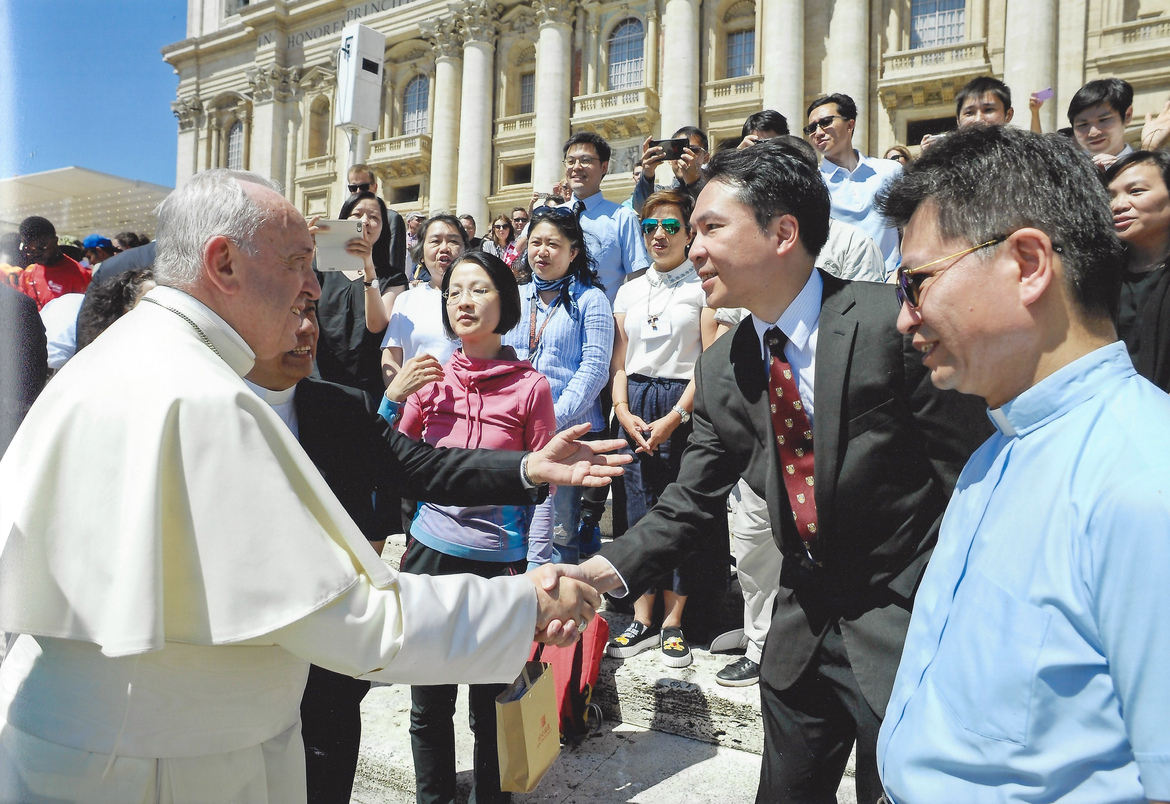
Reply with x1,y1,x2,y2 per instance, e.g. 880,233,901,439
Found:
526,207,602,290
410,213,470,271
339,191,393,280
439,250,522,340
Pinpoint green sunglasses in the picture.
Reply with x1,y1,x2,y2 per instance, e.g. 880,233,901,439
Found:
642,218,683,235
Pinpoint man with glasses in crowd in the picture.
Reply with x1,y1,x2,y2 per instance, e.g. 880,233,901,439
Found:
875,122,1170,804
567,137,988,802
805,93,903,278
346,163,408,277
629,125,711,215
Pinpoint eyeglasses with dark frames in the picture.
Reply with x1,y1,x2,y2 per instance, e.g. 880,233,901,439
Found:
347,182,371,193
530,205,578,221
802,115,848,135
895,236,1011,309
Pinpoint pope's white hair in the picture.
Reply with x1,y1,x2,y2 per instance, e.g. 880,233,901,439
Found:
152,169,285,290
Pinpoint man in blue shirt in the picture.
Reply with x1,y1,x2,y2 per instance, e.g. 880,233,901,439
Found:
877,124,1170,804
562,131,650,305
806,93,902,278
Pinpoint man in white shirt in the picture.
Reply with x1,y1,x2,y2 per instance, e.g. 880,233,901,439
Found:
0,169,625,802
806,93,903,277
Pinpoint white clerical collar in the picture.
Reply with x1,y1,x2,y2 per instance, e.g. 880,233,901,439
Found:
751,269,823,358
242,378,297,406
143,285,256,377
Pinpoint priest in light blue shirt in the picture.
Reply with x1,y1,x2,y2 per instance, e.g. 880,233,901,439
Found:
875,124,1170,804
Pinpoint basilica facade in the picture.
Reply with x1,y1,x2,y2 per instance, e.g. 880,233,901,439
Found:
164,0,1170,225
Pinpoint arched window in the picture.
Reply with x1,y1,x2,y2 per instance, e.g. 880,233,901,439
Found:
403,75,429,136
226,121,244,170
910,0,965,49
608,18,644,91
308,97,331,157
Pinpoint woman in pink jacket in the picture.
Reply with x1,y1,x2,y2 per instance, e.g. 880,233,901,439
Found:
380,250,555,804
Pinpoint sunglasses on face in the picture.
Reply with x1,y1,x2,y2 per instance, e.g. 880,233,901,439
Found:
530,205,577,221
493,223,510,230
802,115,848,135
641,218,683,235
348,182,371,193
894,236,1009,308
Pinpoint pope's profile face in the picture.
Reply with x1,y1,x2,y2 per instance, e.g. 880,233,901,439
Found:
233,185,319,360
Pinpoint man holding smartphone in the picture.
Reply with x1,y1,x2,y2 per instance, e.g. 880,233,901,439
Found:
630,126,710,215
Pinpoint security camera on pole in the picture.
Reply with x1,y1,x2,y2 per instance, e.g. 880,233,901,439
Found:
335,23,386,174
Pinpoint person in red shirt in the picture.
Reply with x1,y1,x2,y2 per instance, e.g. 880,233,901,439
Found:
17,216,91,310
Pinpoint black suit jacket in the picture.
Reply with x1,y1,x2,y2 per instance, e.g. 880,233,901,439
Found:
293,377,544,538
0,285,48,458
601,273,990,714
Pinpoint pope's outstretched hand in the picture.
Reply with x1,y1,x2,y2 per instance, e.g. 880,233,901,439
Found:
524,423,631,488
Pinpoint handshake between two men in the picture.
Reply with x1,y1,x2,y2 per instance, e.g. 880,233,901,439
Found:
514,423,632,647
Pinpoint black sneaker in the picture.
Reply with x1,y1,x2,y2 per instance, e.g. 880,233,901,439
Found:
660,626,692,668
716,656,760,687
606,621,659,658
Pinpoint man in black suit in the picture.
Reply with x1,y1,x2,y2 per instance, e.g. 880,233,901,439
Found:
573,138,990,802
0,284,48,458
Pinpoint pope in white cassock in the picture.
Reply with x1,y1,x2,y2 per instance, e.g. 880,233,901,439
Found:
0,170,623,802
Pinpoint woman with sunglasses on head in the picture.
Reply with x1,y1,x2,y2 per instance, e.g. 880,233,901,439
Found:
1104,150,1170,390
603,190,718,668
313,191,407,398
378,251,556,804
381,214,468,391
502,205,613,564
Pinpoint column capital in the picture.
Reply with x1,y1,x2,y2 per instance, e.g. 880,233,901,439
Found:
171,95,204,131
457,1,499,45
246,64,300,103
533,0,576,28
421,17,463,60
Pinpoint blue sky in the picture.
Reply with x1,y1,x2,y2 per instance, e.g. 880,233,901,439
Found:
4,1,188,188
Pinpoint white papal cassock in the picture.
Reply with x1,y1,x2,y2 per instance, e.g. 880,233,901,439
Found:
0,286,538,802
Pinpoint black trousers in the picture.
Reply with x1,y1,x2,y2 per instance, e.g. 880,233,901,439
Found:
401,540,523,804
757,626,883,804
300,664,372,803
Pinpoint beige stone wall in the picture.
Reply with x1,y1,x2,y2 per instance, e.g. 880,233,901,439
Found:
165,0,1170,220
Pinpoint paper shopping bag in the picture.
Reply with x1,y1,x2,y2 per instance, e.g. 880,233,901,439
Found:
496,660,561,793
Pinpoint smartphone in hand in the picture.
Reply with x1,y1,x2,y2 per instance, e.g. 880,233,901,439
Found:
648,138,690,161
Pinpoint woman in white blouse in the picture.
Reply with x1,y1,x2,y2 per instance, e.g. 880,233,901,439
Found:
605,189,717,668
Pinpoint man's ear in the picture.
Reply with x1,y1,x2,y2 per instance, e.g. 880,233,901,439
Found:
1009,228,1056,308
1123,105,1134,125
1004,106,1015,124
202,235,242,296
773,214,801,258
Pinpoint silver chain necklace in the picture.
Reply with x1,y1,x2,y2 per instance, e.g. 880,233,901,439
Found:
141,297,222,358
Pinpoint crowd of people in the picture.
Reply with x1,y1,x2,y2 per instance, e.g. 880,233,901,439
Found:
2,70,1170,804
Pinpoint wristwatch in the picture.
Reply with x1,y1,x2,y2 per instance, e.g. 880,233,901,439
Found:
672,404,691,424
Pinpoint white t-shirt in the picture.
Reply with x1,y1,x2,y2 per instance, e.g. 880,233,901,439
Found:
381,282,458,363
612,261,707,380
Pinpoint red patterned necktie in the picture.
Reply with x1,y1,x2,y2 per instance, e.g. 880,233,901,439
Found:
764,327,818,551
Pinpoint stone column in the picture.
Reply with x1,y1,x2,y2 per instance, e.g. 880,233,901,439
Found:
246,65,291,186
171,95,203,186
1003,0,1057,133
422,19,463,214
456,2,497,226
824,0,870,151
532,0,575,192
644,6,659,95
585,5,600,95
762,0,804,127
659,0,699,138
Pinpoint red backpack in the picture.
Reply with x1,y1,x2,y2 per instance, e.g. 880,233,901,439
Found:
528,614,609,742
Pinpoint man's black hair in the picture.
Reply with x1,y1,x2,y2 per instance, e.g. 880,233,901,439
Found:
439,251,522,339
19,216,56,242
672,125,709,151
563,131,611,164
1067,78,1133,124
703,136,830,258
876,125,1123,322
76,268,155,352
806,93,857,121
741,110,790,138
955,76,1012,118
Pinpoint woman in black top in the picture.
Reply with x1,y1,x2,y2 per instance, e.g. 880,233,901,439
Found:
1105,150,1170,389
314,192,407,397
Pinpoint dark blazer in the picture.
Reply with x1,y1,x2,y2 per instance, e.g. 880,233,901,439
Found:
1123,264,1170,391
0,285,48,458
601,272,990,715
294,375,544,522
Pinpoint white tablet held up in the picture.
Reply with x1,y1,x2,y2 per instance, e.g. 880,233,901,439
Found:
314,219,365,272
